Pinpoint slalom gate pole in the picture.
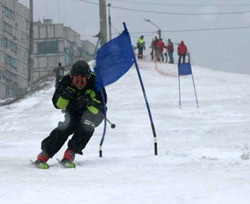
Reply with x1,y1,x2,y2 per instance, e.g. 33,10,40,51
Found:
191,73,199,108
178,73,182,109
99,90,107,157
133,59,158,155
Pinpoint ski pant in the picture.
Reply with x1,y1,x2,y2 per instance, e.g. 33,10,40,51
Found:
159,51,164,62
41,110,104,158
164,53,168,63
178,54,186,64
138,48,144,59
168,52,174,64
151,49,154,60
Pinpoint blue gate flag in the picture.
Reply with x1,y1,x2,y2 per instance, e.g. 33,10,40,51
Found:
94,24,135,91
178,62,193,76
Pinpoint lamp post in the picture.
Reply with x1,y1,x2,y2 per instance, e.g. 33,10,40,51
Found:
144,19,161,39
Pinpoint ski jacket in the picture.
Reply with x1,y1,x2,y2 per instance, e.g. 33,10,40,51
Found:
137,38,145,49
178,42,187,55
157,40,165,52
52,72,107,116
167,42,174,53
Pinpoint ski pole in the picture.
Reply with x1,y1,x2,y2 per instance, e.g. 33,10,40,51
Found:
106,118,116,129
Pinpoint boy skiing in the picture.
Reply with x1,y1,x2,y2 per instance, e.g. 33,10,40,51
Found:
34,60,106,169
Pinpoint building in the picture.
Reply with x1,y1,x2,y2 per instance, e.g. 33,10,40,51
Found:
33,19,95,82
0,0,30,98
81,40,96,61
0,2,95,99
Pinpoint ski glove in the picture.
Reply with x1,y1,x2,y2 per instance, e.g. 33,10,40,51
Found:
74,95,93,113
60,87,75,100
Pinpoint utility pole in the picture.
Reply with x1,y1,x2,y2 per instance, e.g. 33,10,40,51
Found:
99,0,107,46
28,0,33,85
108,3,112,41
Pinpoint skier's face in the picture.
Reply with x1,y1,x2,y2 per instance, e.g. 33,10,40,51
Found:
72,76,88,90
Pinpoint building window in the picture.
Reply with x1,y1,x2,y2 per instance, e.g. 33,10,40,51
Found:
3,22,13,35
3,6,15,20
3,37,17,53
5,70,17,82
5,54,17,69
6,87,14,97
0,51,4,63
65,54,73,64
37,41,59,54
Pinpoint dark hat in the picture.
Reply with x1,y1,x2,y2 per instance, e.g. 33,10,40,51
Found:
70,60,91,78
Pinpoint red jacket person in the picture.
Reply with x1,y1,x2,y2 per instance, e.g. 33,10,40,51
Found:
177,41,188,64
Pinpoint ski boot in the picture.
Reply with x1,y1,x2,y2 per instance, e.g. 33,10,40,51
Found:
60,149,76,168
34,151,50,169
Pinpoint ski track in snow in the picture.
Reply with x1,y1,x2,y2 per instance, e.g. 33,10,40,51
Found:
0,61,250,204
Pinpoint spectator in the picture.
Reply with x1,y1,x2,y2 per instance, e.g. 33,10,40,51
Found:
156,38,165,62
53,62,65,88
177,41,188,64
153,37,159,60
167,39,174,64
150,37,155,60
137,35,146,59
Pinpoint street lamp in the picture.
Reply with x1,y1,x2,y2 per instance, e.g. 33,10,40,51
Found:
144,19,161,39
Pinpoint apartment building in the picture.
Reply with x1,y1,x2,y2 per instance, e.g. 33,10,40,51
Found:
33,19,95,82
0,0,30,98
0,1,95,99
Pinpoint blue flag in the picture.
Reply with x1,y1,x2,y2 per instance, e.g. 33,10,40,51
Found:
94,24,135,91
178,62,193,76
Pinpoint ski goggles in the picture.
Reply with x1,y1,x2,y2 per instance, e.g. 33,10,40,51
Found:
72,76,89,86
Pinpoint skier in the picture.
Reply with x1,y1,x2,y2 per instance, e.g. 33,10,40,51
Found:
34,60,107,169
53,62,65,88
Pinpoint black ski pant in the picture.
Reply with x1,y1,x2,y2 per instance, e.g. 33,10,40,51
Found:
178,54,186,64
41,110,103,158
138,48,144,59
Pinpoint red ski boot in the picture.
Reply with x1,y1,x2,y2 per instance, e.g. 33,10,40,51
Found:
34,151,50,169
61,149,76,168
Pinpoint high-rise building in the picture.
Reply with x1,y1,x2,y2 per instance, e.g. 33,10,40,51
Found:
0,0,30,98
0,2,95,99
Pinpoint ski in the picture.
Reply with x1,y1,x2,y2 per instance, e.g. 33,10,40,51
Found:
56,159,76,168
30,160,49,169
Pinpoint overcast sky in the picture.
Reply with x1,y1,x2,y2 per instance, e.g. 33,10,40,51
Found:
19,0,250,75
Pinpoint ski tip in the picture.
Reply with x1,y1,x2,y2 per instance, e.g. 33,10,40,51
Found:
57,158,76,168
30,159,49,169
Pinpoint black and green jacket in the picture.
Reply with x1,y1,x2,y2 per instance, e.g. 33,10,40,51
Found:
52,72,107,115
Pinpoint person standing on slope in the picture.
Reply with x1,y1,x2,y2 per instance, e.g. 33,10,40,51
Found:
167,39,174,64
156,38,165,62
53,62,65,88
34,60,107,169
177,40,188,64
137,35,146,59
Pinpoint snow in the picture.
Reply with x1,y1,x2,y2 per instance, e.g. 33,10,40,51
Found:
0,61,250,204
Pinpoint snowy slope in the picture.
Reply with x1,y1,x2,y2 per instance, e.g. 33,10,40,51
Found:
0,61,250,204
